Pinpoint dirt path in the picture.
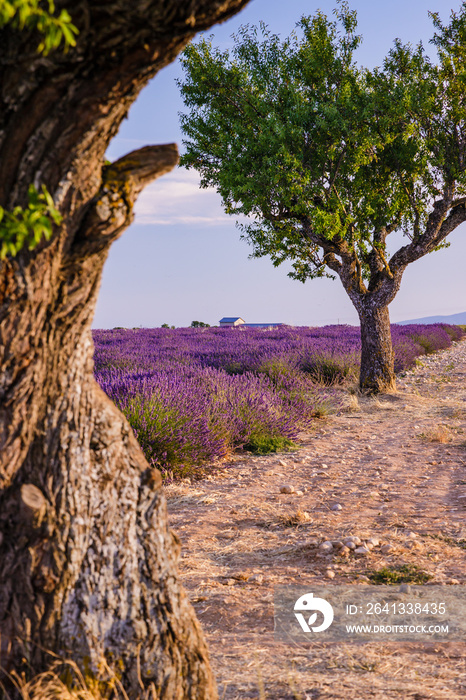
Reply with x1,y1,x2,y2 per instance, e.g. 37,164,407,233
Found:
165,340,466,699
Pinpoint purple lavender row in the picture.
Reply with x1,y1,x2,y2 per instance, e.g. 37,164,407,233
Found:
93,324,463,478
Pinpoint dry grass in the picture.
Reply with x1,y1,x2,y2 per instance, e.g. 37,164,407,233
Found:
163,485,223,506
277,508,313,528
425,424,453,443
342,394,361,412
1,657,129,700
214,641,466,699
370,398,398,411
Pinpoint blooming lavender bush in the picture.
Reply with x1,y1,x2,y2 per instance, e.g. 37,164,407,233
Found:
93,323,463,477
98,361,328,478
391,324,463,372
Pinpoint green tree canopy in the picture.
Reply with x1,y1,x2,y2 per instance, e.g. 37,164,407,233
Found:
178,2,466,391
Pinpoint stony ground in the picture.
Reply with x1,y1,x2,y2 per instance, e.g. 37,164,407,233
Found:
165,340,466,699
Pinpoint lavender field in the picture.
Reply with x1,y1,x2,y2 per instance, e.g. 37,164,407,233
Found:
93,323,463,478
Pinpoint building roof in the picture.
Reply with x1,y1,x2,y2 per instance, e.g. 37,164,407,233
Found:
243,323,283,328
219,317,244,323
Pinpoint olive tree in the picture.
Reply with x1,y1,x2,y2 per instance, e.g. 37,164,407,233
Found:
179,2,466,392
0,0,249,697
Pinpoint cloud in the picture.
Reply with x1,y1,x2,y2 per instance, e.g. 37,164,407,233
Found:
134,167,237,226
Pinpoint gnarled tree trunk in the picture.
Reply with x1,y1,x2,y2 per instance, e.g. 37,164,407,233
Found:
357,302,396,393
337,250,403,394
0,1,249,697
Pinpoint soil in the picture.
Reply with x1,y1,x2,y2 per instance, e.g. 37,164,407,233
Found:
165,340,466,699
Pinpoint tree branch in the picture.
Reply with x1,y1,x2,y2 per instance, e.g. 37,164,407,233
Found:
73,144,179,254
322,251,342,273
389,189,465,271
327,145,347,194
103,144,179,198
300,217,350,259
299,217,368,296
451,196,466,209
0,0,250,209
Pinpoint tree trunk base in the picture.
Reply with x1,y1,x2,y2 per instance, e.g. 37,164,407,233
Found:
0,333,217,699
358,303,396,394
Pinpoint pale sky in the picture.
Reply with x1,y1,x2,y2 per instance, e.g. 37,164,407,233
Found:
93,0,465,329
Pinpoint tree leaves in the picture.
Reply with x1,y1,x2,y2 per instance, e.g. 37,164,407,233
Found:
0,0,78,54
0,185,62,260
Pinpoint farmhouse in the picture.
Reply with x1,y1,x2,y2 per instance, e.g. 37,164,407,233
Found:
219,317,283,330
219,317,245,327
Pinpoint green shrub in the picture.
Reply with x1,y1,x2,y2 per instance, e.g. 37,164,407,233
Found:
242,434,297,454
368,564,433,585
299,354,357,385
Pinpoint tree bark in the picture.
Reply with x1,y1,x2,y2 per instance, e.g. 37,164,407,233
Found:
0,1,250,697
332,244,402,394
357,302,396,393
